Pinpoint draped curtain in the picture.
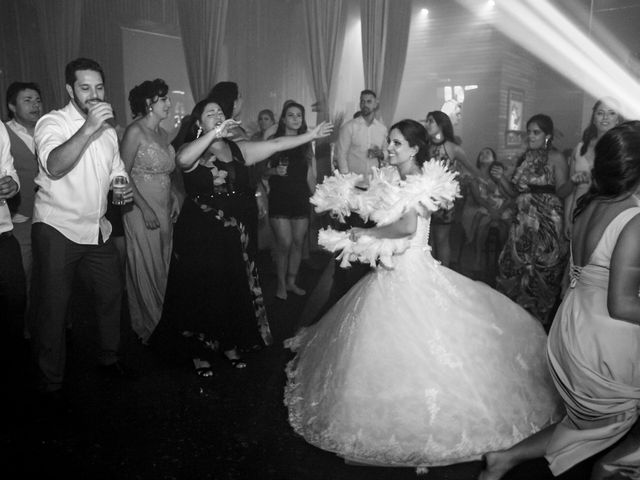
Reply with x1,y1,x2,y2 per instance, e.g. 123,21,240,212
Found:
360,0,412,125
177,0,228,102
303,0,347,123
34,0,83,109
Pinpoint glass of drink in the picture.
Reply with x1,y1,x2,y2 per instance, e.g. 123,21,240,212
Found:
112,175,128,205
278,158,289,176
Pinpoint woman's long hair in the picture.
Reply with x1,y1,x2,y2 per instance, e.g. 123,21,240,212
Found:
426,110,456,144
574,120,640,220
389,119,429,167
273,101,308,138
579,97,623,156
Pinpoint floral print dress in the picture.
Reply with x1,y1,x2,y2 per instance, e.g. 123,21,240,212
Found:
496,148,568,325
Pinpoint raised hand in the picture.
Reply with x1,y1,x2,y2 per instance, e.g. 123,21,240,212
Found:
85,101,115,135
213,119,242,140
311,121,334,140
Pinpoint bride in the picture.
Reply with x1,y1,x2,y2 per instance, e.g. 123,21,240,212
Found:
284,119,563,468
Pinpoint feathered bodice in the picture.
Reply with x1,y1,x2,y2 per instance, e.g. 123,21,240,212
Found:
311,162,459,268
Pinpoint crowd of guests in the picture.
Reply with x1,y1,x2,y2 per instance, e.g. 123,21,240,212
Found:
0,55,637,478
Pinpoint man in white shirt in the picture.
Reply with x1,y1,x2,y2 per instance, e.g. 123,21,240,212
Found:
32,58,134,398
335,89,387,184
5,82,42,330
324,90,388,313
0,122,25,390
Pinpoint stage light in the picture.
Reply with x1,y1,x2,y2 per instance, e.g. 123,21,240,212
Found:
420,8,429,16
457,0,640,119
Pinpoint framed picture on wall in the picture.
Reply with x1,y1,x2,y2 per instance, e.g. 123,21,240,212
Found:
507,88,524,132
505,130,523,147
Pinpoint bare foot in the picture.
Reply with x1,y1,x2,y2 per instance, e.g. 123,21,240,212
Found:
478,451,515,480
286,284,306,296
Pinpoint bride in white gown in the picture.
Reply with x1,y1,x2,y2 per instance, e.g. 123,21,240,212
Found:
284,119,563,468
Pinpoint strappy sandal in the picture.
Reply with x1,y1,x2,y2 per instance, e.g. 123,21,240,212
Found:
193,358,214,377
226,357,247,369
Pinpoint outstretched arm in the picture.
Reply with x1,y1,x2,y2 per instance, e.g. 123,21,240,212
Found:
176,119,240,169
239,122,333,166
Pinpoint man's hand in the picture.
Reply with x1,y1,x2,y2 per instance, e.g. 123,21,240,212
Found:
85,101,115,136
0,174,19,201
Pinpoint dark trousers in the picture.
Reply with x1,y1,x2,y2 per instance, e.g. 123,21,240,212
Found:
31,223,123,392
0,231,27,385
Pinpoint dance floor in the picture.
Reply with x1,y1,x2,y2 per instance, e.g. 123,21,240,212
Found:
5,245,593,479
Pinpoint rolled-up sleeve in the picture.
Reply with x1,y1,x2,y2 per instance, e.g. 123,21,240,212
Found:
0,123,19,189
34,114,67,177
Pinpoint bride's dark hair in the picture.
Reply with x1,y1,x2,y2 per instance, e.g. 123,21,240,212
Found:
389,119,429,166
574,120,640,220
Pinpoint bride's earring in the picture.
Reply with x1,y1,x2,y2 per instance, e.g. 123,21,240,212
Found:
196,126,203,139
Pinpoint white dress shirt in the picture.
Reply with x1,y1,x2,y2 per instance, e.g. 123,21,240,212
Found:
33,101,127,244
335,116,387,182
0,123,20,234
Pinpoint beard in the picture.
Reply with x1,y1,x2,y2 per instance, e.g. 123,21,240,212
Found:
73,92,103,115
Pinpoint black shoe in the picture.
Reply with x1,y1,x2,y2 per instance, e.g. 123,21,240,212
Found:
97,361,138,380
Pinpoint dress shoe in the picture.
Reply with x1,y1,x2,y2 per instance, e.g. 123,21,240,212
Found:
97,361,138,380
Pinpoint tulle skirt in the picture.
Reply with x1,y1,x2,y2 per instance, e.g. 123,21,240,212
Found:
284,246,564,467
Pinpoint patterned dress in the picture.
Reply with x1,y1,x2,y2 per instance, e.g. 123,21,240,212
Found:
150,140,271,361
496,148,568,325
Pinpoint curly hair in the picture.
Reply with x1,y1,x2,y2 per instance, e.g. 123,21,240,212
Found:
128,78,169,118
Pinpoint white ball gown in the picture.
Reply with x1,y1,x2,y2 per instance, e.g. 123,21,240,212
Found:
283,164,564,467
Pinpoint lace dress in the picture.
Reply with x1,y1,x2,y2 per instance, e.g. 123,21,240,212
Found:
284,168,563,467
496,148,569,325
123,142,175,343
545,206,640,476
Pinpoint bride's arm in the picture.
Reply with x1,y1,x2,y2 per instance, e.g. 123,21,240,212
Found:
350,209,418,240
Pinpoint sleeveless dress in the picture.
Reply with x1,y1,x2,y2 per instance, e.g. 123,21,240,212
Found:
545,206,640,476
150,140,271,361
496,148,569,325
123,142,175,343
285,171,563,467
268,143,312,219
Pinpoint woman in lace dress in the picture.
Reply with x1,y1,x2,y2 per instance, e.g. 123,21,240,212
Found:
481,121,640,480
121,79,181,344
150,96,333,376
284,119,562,468
492,114,574,326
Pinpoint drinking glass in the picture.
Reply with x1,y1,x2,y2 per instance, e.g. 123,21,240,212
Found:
112,176,128,205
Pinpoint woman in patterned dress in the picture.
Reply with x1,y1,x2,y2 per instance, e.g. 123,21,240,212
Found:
480,120,640,480
150,96,332,376
491,114,574,326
